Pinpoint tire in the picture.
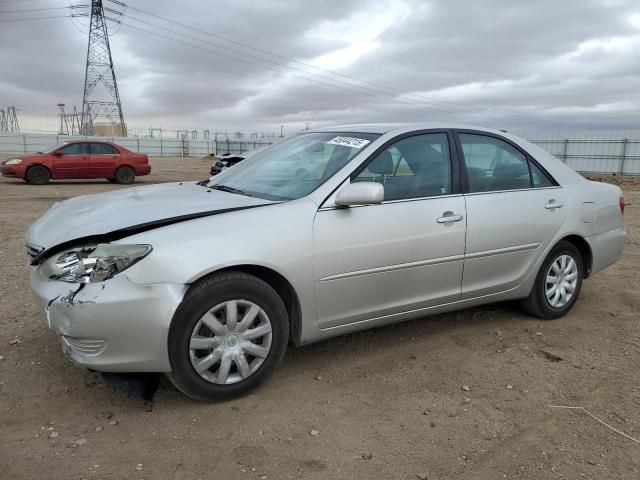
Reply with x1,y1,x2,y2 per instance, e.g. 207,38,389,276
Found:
520,240,583,320
25,165,51,185
167,271,289,401
114,166,135,184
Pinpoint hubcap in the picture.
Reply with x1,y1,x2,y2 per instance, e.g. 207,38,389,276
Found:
189,300,272,385
545,254,579,308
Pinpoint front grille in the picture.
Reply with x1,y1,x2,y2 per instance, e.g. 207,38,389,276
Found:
62,336,106,356
26,242,44,261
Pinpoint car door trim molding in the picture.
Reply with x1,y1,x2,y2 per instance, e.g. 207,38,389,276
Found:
319,253,466,282
465,242,541,260
317,192,465,211
463,186,562,197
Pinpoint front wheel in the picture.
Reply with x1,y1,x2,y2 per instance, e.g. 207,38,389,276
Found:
26,165,51,185
520,240,583,319
167,272,289,401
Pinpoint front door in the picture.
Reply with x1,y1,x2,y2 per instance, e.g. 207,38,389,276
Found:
313,132,467,329
53,142,91,178
456,131,569,298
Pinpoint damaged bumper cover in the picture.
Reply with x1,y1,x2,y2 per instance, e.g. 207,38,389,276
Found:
30,267,187,372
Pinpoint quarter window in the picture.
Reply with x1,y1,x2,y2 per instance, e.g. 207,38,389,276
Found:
530,161,554,188
459,134,553,192
59,143,89,155
91,143,118,155
353,133,452,201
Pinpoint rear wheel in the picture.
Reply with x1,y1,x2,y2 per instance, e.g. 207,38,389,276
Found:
167,271,289,401
520,240,583,319
114,166,135,184
26,165,51,185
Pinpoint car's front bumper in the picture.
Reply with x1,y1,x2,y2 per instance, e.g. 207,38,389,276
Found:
0,165,25,178
30,267,187,372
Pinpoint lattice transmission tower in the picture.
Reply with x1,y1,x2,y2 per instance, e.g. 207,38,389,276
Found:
0,106,20,133
81,0,126,136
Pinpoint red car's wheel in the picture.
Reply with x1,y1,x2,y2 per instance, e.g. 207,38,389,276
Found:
114,166,135,184
26,166,51,185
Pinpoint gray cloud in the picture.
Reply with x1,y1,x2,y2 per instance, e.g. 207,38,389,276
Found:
1,0,639,134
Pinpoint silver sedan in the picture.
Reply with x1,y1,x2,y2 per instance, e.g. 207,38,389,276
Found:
27,124,626,400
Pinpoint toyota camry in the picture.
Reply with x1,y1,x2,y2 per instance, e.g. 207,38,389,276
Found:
27,124,626,401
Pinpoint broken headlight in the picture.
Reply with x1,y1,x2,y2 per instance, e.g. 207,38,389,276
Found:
42,244,152,283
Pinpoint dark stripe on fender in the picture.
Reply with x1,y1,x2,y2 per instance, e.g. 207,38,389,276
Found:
30,203,275,265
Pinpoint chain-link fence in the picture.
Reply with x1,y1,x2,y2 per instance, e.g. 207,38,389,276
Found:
0,133,275,158
2,130,640,175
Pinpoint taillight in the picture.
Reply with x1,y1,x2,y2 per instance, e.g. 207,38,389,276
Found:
619,195,625,215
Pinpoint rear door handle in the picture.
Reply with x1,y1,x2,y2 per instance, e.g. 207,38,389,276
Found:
437,213,464,223
545,201,563,210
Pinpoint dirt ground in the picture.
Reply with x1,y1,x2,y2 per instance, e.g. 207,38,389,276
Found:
1,157,639,480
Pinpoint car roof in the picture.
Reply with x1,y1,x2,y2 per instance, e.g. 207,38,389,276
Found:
307,123,507,135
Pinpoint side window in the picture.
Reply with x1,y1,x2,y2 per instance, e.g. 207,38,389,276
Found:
91,143,118,155
459,134,531,192
353,133,452,201
60,143,89,155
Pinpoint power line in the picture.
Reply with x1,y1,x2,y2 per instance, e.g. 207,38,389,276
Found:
0,6,74,13
117,20,434,111
122,10,488,117
121,15,447,109
110,0,538,124
118,14,547,126
0,14,71,22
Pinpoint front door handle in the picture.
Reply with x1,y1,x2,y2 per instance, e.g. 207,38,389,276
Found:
437,212,464,223
545,200,563,210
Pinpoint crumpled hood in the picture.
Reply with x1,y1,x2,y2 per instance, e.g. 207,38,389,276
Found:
27,181,275,254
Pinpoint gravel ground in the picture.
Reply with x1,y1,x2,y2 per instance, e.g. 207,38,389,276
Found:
1,157,639,479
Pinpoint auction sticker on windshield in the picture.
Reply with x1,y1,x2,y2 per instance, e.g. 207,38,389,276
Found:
327,136,371,149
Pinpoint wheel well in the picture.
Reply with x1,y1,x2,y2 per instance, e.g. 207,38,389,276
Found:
207,265,303,346
26,163,51,176
561,235,592,277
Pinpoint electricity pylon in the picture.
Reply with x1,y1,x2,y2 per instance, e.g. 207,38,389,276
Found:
80,0,126,136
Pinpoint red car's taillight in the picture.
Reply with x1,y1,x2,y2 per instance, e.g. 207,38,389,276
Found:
619,195,625,215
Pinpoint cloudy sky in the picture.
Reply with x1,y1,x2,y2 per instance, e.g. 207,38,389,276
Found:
1,0,639,135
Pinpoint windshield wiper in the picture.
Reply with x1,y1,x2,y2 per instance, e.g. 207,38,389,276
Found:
209,184,253,197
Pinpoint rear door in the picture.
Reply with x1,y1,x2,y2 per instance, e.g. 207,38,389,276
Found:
53,142,91,178
90,143,120,177
455,131,568,298
313,131,467,329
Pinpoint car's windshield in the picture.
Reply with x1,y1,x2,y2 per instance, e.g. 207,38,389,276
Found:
207,132,380,200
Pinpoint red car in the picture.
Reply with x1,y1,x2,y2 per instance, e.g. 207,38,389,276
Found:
0,140,151,185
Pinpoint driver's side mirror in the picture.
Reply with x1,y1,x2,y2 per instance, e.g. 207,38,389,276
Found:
54,151,62,157
335,182,384,207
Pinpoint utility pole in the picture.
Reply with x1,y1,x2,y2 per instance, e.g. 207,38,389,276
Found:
80,0,126,136
280,125,284,138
